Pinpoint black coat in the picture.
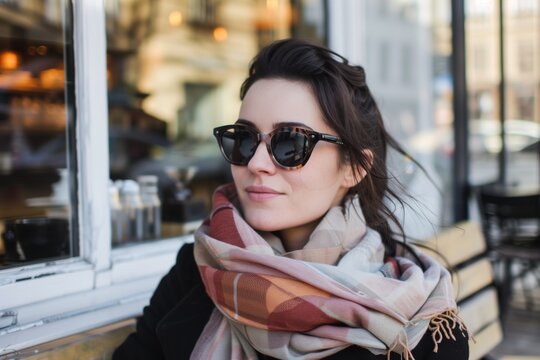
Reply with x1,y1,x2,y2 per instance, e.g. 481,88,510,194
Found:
113,243,469,360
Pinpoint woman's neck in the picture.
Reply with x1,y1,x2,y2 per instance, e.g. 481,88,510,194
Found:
277,219,319,252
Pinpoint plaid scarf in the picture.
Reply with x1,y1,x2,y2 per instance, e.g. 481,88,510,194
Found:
192,184,465,360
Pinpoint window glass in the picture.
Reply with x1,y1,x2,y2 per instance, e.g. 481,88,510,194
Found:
362,1,455,233
466,0,494,17
503,1,539,186
508,0,539,15
379,43,389,83
0,0,76,268
467,0,540,187
105,0,326,246
466,0,500,186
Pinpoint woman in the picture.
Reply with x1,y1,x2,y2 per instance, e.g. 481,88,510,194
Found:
114,39,469,359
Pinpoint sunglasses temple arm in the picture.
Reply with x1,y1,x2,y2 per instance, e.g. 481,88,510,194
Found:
320,134,344,145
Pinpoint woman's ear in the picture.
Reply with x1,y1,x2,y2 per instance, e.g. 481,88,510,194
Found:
341,149,373,188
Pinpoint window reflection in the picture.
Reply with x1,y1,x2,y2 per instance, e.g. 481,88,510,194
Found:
105,0,326,245
467,0,540,186
0,1,74,267
362,1,455,230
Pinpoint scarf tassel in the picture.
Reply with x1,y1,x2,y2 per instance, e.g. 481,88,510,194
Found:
386,309,471,360
428,309,473,353
386,334,415,360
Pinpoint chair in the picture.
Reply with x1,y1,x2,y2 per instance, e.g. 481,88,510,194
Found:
476,185,540,325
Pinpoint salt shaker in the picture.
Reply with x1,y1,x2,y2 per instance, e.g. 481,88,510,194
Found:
138,175,161,239
109,181,123,245
120,179,144,241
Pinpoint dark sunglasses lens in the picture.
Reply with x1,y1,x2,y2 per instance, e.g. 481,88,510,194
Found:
220,127,257,165
271,130,309,167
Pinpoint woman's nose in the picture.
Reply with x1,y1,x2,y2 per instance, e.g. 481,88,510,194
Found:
247,142,277,174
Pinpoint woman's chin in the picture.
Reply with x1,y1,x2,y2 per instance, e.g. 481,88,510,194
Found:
244,214,281,233
246,220,277,233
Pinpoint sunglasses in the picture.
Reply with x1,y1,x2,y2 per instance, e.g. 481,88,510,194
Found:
213,124,344,170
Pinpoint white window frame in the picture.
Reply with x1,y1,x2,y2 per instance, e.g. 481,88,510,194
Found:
0,0,190,353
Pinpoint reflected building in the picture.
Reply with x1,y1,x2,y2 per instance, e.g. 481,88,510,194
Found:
467,0,540,122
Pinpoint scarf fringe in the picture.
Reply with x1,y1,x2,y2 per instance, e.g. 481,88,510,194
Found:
428,309,474,353
386,333,415,360
386,309,472,359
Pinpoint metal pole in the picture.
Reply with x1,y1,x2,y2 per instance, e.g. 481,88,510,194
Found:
451,0,469,221
498,0,507,185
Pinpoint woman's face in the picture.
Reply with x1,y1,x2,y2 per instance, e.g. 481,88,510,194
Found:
232,78,355,250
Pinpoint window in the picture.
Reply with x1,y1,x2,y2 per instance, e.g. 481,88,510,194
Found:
467,0,494,18
105,0,326,247
401,45,412,84
0,0,327,353
467,0,540,188
466,0,501,186
473,44,487,71
508,0,539,15
358,1,455,235
378,0,390,16
516,94,534,119
379,42,390,83
0,0,76,269
517,42,533,74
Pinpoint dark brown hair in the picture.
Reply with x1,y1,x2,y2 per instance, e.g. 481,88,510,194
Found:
240,39,422,257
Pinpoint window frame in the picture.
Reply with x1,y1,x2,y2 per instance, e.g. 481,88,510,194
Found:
0,0,188,353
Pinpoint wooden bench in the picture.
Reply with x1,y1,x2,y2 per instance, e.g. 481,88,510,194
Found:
420,221,503,359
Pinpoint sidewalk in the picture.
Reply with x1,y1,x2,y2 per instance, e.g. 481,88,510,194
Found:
489,300,540,359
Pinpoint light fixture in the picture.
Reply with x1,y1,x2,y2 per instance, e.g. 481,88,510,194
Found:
213,26,228,42
36,45,48,56
0,51,19,70
267,0,279,11
169,11,183,27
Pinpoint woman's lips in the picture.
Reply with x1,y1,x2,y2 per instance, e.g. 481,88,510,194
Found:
245,185,283,201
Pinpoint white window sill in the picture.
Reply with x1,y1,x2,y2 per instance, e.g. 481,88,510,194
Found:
0,236,192,354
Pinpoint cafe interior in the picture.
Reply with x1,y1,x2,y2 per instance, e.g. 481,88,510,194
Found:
0,0,539,358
